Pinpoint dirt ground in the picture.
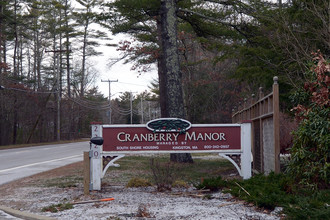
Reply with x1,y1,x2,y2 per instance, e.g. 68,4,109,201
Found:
0,161,281,220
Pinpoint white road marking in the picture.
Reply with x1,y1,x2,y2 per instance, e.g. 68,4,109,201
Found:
0,155,81,173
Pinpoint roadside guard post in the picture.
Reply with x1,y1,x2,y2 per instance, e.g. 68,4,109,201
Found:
89,118,252,191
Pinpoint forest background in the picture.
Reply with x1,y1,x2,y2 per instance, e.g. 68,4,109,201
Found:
0,0,328,147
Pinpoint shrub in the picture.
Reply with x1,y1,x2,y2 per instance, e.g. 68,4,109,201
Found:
195,176,228,192
172,180,189,188
126,177,152,188
217,173,330,219
149,158,178,191
41,203,73,213
287,51,329,190
284,189,330,220
228,173,294,210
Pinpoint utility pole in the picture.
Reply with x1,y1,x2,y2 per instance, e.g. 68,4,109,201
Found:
130,92,133,124
45,49,70,142
129,91,138,124
140,97,144,124
148,101,151,121
101,79,118,124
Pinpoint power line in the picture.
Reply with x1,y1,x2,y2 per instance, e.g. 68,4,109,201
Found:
101,79,118,124
71,95,109,106
117,81,148,87
64,95,110,109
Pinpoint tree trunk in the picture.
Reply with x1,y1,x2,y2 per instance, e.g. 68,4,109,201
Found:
65,0,71,98
159,0,192,163
80,21,88,97
0,3,2,145
156,19,167,117
12,95,18,145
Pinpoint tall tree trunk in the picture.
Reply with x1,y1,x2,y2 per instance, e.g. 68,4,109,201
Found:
0,1,3,79
156,19,167,117
13,96,18,144
0,1,6,145
12,0,18,144
33,25,37,90
13,0,18,77
80,22,88,97
160,0,192,163
64,0,72,138
52,30,57,141
65,0,71,98
19,35,23,76
160,0,184,118
0,2,2,145
32,15,42,91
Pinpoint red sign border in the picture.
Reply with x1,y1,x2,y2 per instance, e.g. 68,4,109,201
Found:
102,124,242,154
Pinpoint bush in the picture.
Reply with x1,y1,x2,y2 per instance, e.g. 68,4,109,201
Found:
287,51,329,190
172,180,189,188
199,173,330,219
41,203,73,213
126,177,152,188
284,189,330,220
228,173,294,210
195,176,228,192
149,158,178,191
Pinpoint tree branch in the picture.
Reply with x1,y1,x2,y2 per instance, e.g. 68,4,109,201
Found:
177,8,253,44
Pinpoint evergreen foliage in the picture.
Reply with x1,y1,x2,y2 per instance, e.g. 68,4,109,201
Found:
196,176,228,192
199,173,330,219
287,52,329,190
1,0,328,144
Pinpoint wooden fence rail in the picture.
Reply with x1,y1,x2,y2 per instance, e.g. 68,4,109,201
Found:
232,76,280,174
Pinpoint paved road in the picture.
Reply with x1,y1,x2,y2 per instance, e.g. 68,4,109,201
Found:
0,141,90,185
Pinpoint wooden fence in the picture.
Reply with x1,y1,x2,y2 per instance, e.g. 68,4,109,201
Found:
232,76,280,174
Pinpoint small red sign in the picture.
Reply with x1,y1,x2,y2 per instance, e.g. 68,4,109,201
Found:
102,125,241,153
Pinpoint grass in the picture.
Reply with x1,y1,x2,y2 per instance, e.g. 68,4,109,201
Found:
24,154,236,190
102,154,237,186
42,176,83,188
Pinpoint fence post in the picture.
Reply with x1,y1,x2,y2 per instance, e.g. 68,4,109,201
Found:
273,76,280,173
259,87,264,99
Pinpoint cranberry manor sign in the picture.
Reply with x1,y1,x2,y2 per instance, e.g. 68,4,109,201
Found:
88,118,252,191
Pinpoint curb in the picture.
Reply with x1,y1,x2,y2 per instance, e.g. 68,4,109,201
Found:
0,206,57,220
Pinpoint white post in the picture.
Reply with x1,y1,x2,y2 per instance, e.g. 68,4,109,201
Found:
241,121,252,179
90,123,102,190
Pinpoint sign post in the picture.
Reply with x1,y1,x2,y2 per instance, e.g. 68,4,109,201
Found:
240,121,252,179
90,123,102,190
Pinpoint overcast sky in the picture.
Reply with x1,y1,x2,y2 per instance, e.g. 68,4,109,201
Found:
90,33,157,99
72,1,158,100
